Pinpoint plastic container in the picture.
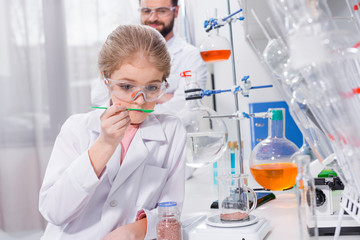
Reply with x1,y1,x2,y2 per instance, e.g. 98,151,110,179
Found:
156,202,182,240
249,108,299,190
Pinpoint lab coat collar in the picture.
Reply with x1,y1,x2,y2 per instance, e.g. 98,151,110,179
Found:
138,114,166,141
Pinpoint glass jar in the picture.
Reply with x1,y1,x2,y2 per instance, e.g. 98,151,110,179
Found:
249,108,299,190
156,202,182,240
177,71,228,168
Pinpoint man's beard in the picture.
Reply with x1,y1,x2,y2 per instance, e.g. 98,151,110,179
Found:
144,18,175,38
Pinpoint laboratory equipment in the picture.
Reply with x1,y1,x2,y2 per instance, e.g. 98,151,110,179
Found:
216,174,257,222
156,201,182,240
90,106,154,113
295,155,319,239
244,0,360,236
249,108,299,191
177,71,228,168
313,171,360,235
229,141,239,174
200,4,246,175
199,8,243,62
199,31,231,63
183,216,271,240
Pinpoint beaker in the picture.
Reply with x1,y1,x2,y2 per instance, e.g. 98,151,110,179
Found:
217,174,257,221
199,30,231,63
249,108,299,191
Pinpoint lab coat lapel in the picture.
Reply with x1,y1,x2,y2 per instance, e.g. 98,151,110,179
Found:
109,132,148,195
108,114,166,196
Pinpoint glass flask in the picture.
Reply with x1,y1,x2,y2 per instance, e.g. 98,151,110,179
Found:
199,30,231,63
177,71,228,168
249,108,299,191
156,201,182,240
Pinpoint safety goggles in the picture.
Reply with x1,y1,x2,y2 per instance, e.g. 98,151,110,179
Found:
104,77,169,102
138,6,176,18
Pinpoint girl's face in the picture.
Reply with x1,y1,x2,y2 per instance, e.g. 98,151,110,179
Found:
109,59,164,124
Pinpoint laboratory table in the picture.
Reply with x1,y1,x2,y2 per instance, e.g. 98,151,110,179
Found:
181,165,359,240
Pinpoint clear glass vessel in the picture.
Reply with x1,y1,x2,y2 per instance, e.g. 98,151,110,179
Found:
249,108,299,190
177,72,228,168
295,155,319,239
217,174,257,221
199,30,231,63
156,202,182,240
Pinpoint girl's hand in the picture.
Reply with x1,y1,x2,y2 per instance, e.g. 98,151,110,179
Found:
98,104,130,148
88,104,130,177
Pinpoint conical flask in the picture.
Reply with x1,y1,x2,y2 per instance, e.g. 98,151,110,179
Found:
249,108,299,190
199,30,231,63
177,71,228,168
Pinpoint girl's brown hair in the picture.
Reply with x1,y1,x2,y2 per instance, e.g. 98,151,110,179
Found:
98,24,171,80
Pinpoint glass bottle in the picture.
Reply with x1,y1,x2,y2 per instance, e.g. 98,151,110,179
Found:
177,71,228,168
295,155,319,239
156,201,182,240
249,108,299,191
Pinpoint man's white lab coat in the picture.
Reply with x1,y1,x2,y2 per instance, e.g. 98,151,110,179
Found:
154,35,208,115
39,110,186,240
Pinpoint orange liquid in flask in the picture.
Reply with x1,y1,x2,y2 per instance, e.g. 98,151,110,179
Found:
200,50,231,62
250,162,298,191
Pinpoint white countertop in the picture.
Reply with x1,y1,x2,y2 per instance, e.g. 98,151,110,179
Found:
181,165,359,240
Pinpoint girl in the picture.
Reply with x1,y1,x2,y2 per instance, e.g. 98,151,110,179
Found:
39,25,186,240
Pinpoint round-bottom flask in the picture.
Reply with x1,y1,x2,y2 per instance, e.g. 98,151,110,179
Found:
177,71,228,168
249,108,299,190
199,31,231,63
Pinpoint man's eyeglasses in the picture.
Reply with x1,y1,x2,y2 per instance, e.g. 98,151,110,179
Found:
104,77,169,103
139,6,176,18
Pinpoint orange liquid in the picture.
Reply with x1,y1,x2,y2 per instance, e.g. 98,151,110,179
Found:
200,50,231,62
250,163,298,191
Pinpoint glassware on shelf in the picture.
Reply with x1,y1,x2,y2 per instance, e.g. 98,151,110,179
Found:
199,30,231,63
156,201,182,240
177,71,228,168
249,108,299,191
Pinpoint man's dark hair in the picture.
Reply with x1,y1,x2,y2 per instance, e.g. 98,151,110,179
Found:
139,0,178,6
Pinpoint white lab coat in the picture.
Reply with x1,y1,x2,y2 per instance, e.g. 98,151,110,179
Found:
90,35,208,116
39,109,186,240
154,35,208,115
